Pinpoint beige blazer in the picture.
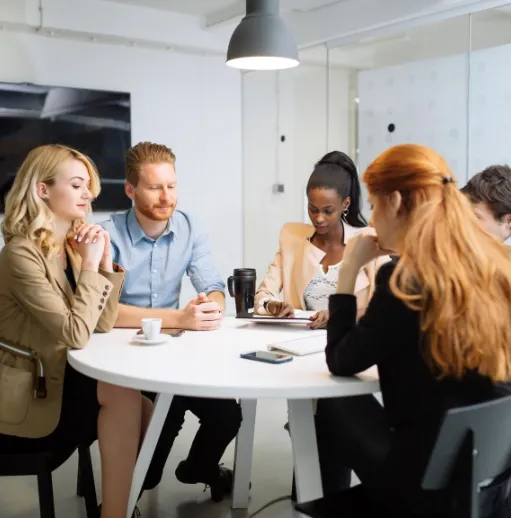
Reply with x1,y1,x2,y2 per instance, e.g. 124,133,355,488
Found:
255,222,387,314
0,237,124,439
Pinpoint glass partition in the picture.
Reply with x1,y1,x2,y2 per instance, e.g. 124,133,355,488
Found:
328,16,471,214
468,6,511,181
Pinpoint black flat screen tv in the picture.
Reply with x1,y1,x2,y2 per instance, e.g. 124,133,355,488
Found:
0,82,131,212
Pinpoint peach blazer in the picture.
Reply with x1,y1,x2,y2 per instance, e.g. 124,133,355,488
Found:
255,222,388,314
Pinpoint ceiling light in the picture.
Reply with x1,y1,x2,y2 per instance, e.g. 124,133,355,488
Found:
226,0,299,71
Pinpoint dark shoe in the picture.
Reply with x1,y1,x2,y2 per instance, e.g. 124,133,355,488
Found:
175,461,234,502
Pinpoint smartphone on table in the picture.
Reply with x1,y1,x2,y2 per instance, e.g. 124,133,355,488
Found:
240,350,293,364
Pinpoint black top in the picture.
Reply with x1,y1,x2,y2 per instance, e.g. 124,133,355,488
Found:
326,261,511,488
64,254,77,293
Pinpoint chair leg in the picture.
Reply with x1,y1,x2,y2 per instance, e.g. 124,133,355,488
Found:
37,469,56,518
77,448,84,498
78,446,99,518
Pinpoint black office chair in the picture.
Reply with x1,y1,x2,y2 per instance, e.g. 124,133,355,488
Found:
0,440,99,518
295,394,511,518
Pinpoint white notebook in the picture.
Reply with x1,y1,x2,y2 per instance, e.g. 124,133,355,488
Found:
267,333,326,356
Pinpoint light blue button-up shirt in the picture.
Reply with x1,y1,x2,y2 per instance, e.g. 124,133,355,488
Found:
101,209,225,309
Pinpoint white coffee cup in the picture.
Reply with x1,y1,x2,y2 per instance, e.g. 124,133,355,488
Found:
141,318,162,341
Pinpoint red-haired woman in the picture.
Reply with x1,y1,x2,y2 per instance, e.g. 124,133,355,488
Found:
318,144,511,516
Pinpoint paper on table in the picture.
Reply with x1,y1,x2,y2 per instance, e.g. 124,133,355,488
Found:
267,332,327,356
293,310,316,319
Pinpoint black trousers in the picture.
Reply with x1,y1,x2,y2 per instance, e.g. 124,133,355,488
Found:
315,395,391,488
315,395,511,518
142,394,242,490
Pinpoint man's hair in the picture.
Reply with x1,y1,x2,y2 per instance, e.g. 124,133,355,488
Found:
125,141,176,186
461,165,511,219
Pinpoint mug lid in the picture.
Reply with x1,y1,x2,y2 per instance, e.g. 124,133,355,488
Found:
233,268,256,277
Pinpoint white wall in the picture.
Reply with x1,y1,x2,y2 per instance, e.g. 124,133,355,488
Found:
0,31,242,309
242,65,354,284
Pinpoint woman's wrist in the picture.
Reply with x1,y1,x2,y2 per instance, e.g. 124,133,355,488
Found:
336,262,360,294
339,260,362,276
81,260,99,272
99,257,114,273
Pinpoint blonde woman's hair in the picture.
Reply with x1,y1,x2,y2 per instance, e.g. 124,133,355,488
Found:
363,144,511,382
2,144,100,256
125,141,176,186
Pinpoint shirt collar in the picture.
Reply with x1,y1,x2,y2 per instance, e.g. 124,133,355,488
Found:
505,235,511,246
127,208,173,246
307,220,358,245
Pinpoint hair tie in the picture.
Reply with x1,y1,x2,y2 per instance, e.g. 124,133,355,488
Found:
442,177,453,185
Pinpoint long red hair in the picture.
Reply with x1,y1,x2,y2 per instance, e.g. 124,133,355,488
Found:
363,144,511,382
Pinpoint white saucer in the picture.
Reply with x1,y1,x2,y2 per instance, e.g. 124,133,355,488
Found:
131,334,170,346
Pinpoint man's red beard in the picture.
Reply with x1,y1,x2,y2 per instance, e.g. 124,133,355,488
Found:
137,201,175,221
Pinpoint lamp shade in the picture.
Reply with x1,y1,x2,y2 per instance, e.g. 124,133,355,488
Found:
226,0,299,71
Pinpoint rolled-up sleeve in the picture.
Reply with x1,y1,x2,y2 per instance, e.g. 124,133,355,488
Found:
186,221,225,295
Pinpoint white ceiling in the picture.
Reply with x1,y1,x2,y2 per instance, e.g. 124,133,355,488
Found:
299,8,511,69
108,0,237,16
100,1,511,68
107,0,345,16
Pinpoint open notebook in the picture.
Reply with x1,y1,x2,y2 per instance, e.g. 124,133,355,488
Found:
267,332,326,356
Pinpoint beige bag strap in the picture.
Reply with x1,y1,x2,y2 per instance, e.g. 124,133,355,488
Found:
0,341,47,398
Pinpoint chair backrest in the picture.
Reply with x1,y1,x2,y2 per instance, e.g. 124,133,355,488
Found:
422,393,511,518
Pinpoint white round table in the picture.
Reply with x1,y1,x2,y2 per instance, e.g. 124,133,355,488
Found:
68,318,379,517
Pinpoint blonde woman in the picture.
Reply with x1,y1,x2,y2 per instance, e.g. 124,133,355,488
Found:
0,145,150,518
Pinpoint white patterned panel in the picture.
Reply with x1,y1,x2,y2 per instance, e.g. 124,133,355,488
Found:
468,44,511,178
358,54,469,184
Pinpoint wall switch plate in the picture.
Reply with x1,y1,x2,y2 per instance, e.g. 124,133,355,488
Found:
272,183,285,194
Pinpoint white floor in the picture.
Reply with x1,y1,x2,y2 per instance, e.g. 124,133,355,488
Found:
0,399,305,518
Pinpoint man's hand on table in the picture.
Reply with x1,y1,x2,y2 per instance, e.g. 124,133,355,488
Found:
178,293,223,331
